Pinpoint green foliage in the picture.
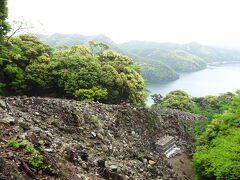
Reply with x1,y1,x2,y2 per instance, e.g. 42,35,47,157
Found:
151,94,163,105
121,40,240,65
25,146,39,154
38,140,44,145
0,34,52,95
8,139,43,168
0,0,10,92
88,40,109,55
147,49,206,72
52,45,102,97
8,139,29,149
38,34,240,83
30,154,44,168
7,139,57,175
0,34,146,106
185,42,240,63
102,154,110,161
98,50,147,105
140,60,179,82
0,0,10,40
192,91,240,179
190,92,235,137
192,92,234,118
42,165,57,175
74,86,108,101
154,90,199,112
38,33,180,83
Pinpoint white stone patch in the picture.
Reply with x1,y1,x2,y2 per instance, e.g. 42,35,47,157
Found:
164,144,181,158
155,135,181,158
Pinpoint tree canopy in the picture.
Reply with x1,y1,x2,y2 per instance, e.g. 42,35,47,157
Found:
0,0,10,41
152,90,198,112
0,33,147,106
192,91,240,179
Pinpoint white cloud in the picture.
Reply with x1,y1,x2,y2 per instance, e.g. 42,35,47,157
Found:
8,0,240,47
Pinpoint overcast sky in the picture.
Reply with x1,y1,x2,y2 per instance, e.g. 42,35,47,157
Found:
8,0,240,46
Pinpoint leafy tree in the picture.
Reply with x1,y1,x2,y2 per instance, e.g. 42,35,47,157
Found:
1,34,52,95
98,50,147,106
0,0,10,41
74,86,108,101
88,40,109,55
193,92,234,118
154,90,198,112
38,33,181,83
0,35,147,106
0,0,10,93
25,53,58,96
52,45,102,97
191,92,235,137
151,94,163,105
6,17,35,44
192,91,240,180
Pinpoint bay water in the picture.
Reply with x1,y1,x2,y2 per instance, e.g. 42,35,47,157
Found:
147,63,240,106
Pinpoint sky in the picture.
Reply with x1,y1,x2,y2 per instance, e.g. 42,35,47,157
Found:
8,0,240,46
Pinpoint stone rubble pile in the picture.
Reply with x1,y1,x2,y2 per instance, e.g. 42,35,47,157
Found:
0,96,204,180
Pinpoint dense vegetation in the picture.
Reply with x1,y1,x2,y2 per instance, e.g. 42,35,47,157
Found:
152,90,235,136
151,90,199,112
38,34,180,83
121,40,240,64
40,34,240,83
192,91,240,180
121,41,207,72
185,42,240,63
0,0,10,41
152,90,240,179
147,49,206,72
0,0,10,94
0,33,147,106
2,1,240,178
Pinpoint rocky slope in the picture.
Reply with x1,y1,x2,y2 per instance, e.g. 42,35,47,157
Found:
0,96,204,180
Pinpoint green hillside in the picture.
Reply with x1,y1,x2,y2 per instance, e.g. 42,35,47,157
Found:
39,34,240,82
38,34,179,83
183,42,240,63
121,40,240,65
121,41,207,72
147,49,206,72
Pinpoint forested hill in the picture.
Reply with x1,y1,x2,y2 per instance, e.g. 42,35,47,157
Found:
121,40,240,63
38,34,240,83
37,34,178,83
38,33,179,83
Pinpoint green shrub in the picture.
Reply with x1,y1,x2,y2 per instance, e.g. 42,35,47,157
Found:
154,90,199,112
192,91,240,179
8,139,28,149
29,154,44,168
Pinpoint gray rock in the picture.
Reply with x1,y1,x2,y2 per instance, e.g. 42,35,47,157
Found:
0,158,5,173
0,100,6,109
142,158,148,164
45,148,55,153
19,122,31,130
97,133,104,140
91,131,97,137
0,115,15,124
109,165,118,172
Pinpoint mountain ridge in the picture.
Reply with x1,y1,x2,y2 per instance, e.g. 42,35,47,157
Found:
37,33,240,83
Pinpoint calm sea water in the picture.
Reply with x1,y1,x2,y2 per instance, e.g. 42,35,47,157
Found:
147,63,240,106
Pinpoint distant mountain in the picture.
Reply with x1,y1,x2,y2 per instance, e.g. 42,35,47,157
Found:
183,42,240,63
121,41,208,72
37,34,179,83
38,34,240,83
121,40,240,65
